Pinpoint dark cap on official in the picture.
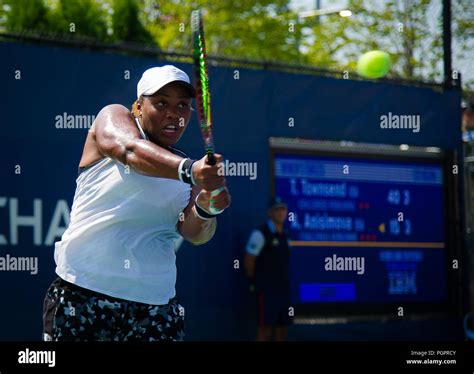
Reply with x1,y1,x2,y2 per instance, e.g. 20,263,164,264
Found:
268,196,287,210
462,98,474,111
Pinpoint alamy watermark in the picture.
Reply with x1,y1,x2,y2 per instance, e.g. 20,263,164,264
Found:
0,254,38,275
380,112,420,133
324,254,365,275
55,112,96,129
18,348,55,367
217,160,257,180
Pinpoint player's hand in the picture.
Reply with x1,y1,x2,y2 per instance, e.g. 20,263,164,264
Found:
196,185,231,213
191,154,225,191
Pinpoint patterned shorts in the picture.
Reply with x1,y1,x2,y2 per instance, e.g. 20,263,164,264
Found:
42,277,185,342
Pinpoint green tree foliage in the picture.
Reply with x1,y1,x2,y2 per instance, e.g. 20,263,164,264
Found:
303,0,435,79
451,0,474,90
0,0,472,90
0,0,109,40
142,0,306,64
2,0,50,32
300,9,355,71
301,0,472,90
55,0,108,40
112,0,154,44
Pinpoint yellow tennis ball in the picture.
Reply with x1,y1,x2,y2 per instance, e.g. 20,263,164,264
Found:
357,50,391,78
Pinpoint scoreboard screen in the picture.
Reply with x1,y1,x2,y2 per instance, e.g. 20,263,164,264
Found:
270,138,458,319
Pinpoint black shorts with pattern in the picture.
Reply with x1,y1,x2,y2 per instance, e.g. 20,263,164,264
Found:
42,277,185,342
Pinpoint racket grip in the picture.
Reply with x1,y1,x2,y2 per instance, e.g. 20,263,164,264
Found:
207,152,216,166
209,187,224,214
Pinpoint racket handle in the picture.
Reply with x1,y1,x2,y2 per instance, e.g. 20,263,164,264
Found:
209,187,224,214
205,152,222,214
207,152,216,166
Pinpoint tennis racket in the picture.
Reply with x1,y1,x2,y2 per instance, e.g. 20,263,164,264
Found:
191,9,223,214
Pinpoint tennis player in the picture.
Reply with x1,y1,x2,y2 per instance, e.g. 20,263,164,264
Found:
42,65,231,341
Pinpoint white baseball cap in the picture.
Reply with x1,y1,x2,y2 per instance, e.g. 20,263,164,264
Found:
137,65,195,99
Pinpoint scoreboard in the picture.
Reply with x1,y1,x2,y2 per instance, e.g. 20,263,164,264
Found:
270,138,458,318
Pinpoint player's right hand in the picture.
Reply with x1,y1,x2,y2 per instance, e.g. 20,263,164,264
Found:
191,153,225,191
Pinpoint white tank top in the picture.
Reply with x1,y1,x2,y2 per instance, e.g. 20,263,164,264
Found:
54,119,191,305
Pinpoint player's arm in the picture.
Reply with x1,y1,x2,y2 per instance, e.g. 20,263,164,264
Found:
93,104,223,191
178,185,231,245
243,230,265,278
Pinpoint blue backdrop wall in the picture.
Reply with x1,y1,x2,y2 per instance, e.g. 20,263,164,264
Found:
0,41,463,341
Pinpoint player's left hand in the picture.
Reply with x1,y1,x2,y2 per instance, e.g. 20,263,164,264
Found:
196,186,231,213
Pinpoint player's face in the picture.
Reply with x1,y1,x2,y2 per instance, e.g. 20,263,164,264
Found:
269,206,288,225
140,82,193,148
